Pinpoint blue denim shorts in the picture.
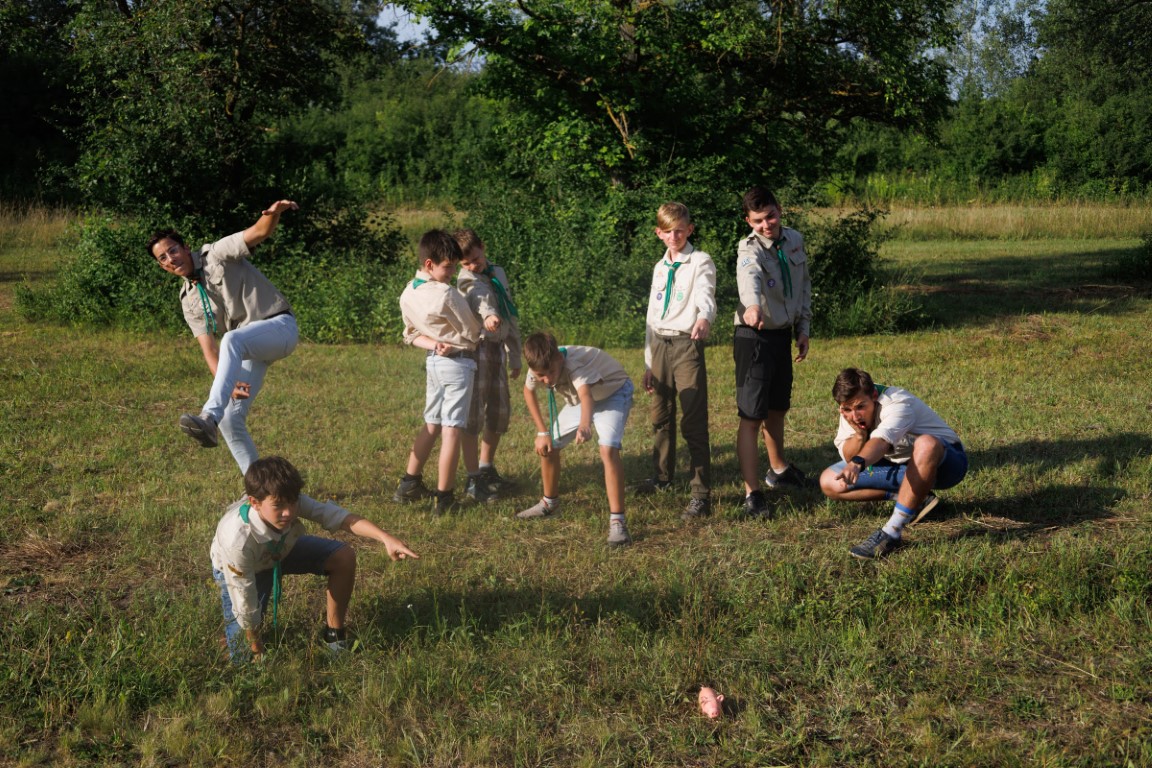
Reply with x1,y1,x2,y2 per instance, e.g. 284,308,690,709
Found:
827,440,968,493
553,379,634,450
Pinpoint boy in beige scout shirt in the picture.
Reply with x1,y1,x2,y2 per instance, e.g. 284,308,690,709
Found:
148,199,300,475
394,230,482,514
454,228,523,502
635,202,716,520
734,187,812,518
518,332,635,547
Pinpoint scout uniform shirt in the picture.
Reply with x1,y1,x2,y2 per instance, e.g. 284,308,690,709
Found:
734,226,812,338
210,495,349,631
525,346,630,406
179,231,292,338
399,270,481,352
834,385,961,464
643,242,717,368
457,263,523,370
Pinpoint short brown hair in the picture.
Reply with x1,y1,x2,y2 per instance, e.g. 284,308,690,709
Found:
419,229,463,266
244,456,304,502
742,187,780,215
523,331,562,373
146,229,185,259
832,368,876,404
656,202,692,230
453,228,484,254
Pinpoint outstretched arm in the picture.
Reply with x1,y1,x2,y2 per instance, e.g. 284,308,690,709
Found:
242,200,299,250
196,333,220,376
341,514,419,560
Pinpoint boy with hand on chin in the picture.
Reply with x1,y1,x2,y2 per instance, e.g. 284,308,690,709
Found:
517,332,635,547
394,230,482,514
210,456,418,661
148,200,300,474
635,203,716,520
454,228,523,501
819,368,969,560
733,187,812,518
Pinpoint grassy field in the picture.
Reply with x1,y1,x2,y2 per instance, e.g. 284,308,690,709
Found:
1,205,1151,766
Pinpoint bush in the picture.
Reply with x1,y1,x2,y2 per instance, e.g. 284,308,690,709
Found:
1101,231,1152,281
17,204,408,343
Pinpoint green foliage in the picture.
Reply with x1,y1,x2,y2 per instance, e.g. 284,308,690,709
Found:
67,0,376,229
17,204,409,343
1101,231,1152,281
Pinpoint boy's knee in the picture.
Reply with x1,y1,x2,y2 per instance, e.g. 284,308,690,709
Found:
818,467,843,497
912,435,944,463
325,545,356,575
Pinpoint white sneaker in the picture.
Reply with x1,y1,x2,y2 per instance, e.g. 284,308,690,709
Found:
607,519,632,547
517,498,558,519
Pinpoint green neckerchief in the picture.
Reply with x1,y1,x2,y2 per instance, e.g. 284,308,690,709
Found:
482,265,519,319
660,259,682,319
545,347,568,446
412,278,428,288
239,502,287,628
194,270,218,335
773,238,793,299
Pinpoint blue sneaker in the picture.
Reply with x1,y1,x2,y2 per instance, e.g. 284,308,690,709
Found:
850,528,899,560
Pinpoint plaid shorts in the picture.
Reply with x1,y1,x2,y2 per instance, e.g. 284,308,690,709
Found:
465,340,511,435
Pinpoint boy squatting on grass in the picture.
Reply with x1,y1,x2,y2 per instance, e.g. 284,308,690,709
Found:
734,187,813,518
633,202,717,520
149,200,300,475
454,228,523,503
394,230,484,515
819,367,969,560
210,456,418,661
517,331,636,547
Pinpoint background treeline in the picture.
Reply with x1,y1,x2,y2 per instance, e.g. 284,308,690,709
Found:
4,0,1150,344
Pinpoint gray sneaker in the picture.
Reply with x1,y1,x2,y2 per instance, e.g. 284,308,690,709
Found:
764,463,808,489
434,489,457,515
682,497,712,520
607,518,632,547
466,474,499,503
393,476,434,504
908,494,940,526
517,498,558,519
179,412,218,447
850,528,899,560
480,466,510,492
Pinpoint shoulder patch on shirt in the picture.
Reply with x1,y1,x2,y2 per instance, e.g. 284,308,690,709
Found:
739,257,753,268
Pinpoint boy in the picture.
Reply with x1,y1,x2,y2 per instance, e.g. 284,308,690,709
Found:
149,199,300,474
210,455,418,661
636,203,716,519
455,229,523,501
395,230,482,514
518,331,635,547
733,187,812,518
819,368,968,560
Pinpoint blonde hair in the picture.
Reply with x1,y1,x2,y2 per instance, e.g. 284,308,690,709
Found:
656,202,692,230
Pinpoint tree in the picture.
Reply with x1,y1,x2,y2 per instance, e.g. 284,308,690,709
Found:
67,0,385,229
401,0,957,191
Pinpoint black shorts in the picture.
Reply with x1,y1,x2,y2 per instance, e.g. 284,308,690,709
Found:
733,325,793,419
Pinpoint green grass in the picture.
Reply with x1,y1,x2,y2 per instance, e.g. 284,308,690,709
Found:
2,209,1152,766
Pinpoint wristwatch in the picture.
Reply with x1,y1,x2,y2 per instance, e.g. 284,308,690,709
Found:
850,455,867,468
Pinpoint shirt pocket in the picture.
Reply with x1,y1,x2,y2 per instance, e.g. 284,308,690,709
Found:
786,246,808,267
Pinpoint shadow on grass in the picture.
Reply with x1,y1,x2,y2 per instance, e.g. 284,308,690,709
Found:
909,247,1151,327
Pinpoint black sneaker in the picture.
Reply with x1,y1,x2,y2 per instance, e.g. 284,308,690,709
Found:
850,528,899,560
764,463,808,489
631,477,672,495
742,490,769,519
393,476,434,503
466,474,499,503
682,497,711,520
179,412,219,448
434,489,458,515
480,466,510,492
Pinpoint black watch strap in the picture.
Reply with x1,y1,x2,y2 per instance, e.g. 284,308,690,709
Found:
850,455,867,468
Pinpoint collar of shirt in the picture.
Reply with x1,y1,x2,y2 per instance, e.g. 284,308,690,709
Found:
662,241,697,265
752,230,788,251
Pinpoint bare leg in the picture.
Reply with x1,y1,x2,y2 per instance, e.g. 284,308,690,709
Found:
601,445,625,513
406,424,441,476
896,435,944,509
737,417,763,494
324,546,357,629
480,430,502,466
541,449,561,498
460,431,481,474
761,410,788,471
438,426,464,492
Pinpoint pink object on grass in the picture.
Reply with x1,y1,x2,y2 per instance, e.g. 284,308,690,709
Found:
698,686,724,719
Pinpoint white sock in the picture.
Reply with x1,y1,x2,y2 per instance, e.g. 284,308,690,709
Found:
882,502,915,539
